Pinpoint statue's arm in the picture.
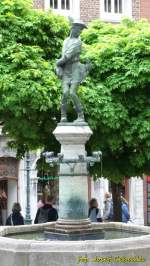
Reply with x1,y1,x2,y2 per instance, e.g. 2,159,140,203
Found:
56,40,81,66
56,57,67,67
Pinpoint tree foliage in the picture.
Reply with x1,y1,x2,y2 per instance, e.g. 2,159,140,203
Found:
81,19,150,181
0,0,149,181
0,0,69,154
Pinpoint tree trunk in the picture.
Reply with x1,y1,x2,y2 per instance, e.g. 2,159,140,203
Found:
111,182,122,222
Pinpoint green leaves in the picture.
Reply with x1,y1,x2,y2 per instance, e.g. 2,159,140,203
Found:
0,1,149,180
0,0,68,155
81,19,150,180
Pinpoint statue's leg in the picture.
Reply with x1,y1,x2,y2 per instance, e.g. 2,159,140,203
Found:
70,83,85,122
61,82,69,122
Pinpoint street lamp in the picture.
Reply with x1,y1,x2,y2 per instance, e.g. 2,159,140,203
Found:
24,151,32,224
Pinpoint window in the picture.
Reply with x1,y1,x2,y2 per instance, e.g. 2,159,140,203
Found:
104,0,111,13
45,0,80,20
50,0,58,9
104,0,122,14
101,0,132,22
115,0,122,13
49,0,70,10
61,0,70,10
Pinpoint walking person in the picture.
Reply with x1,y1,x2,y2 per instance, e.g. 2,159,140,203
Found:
37,196,45,209
103,192,113,221
6,202,24,226
34,195,58,224
0,203,2,225
0,188,7,225
88,198,102,222
121,196,130,223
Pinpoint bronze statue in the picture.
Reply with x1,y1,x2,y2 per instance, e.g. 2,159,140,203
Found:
56,19,90,123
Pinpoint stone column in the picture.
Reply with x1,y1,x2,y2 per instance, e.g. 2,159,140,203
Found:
53,123,92,230
129,177,144,225
18,159,26,218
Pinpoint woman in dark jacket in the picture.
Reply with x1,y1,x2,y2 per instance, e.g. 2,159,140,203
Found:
88,198,102,222
6,202,24,226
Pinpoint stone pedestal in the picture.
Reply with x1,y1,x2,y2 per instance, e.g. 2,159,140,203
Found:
53,123,92,231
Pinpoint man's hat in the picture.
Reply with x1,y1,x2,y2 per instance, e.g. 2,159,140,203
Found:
72,20,87,29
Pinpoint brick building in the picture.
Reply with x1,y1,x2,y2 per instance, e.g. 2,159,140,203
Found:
33,0,150,23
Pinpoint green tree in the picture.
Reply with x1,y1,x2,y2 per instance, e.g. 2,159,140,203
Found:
0,0,149,185
0,0,69,155
81,19,150,181
81,19,150,221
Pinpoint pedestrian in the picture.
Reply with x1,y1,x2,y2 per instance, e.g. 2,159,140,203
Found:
37,196,45,209
0,188,7,225
121,196,130,223
6,202,24,226
88,198,102,222
103,192,113,221
34,195,58,224
0,203,2,225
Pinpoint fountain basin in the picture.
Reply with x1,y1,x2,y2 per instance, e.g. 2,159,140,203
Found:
0,222,150,266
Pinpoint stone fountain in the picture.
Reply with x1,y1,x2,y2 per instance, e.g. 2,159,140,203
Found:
41,19,102,237
43,123,101,238
0,18,150,266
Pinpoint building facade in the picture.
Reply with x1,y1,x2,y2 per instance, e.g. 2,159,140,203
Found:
0,128,60,225
33,0,150,23
0,128,39,224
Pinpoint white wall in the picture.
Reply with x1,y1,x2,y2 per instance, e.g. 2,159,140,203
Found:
72,0,80,19
129,177,144,225
7,180,17,215
18,159,26,218
91,177,109,216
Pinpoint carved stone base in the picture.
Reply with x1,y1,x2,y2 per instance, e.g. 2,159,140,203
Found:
54,218,92,233
44,220,105,241
53,124,93,221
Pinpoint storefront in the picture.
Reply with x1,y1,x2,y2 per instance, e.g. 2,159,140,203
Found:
0,157,19,225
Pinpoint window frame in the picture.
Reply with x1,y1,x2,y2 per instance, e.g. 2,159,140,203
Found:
45,0,80,20
50,0,58,10
101,0,132,22
45,0,72,12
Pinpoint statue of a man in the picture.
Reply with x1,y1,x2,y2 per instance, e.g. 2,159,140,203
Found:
56,20,90,123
